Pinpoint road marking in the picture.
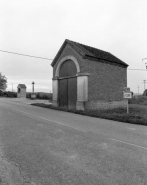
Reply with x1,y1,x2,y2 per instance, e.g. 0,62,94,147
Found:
1,104,147,150
128,127,137,131
38,116,87,132
110,138,147,150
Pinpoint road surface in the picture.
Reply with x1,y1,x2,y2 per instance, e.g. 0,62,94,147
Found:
0,98,147,185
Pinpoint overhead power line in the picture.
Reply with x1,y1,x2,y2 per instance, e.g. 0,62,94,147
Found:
0,49,53,60
0,49,147,70
128,69,147,71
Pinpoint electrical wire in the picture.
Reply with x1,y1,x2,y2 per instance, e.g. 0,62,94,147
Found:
128,69,147,71
0,49,53,60
0,49,147,71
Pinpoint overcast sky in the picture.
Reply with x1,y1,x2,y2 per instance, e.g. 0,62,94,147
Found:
0,0,147,93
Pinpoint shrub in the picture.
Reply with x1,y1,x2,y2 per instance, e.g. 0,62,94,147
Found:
36,92,52,100
129,95,147,105
26,93,32,98
26,92,52,100
0,90,4,96
143,89,147,96
1,91,17,98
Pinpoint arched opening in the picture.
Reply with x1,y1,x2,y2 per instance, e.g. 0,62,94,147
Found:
59,60,77,77
55,56,80,77
58,60,77,110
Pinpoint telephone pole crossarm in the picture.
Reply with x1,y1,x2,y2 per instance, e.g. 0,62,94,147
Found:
142,58,147,61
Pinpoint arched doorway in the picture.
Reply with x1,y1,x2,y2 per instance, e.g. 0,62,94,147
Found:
58,59,77,110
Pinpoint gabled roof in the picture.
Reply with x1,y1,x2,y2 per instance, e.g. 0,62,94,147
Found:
18,84,26,88
51,39,128,67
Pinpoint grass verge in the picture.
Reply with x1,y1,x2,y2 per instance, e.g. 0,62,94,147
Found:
129,96,147,105
31,103,147,126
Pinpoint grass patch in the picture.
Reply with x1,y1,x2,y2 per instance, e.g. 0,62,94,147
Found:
129,96,147,105
31,103,147,126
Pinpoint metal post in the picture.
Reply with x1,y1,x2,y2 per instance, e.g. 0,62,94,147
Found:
142,59,147,91
127,99,129,114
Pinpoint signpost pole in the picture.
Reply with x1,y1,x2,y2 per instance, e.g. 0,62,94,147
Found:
123,87,132,114
127,99,129,114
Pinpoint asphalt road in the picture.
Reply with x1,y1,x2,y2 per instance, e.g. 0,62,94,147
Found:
0,98,147,185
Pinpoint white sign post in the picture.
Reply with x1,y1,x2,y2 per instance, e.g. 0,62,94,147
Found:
123,88,132,114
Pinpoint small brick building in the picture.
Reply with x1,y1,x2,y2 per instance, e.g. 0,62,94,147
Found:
17,84,27,98
51,39,128,110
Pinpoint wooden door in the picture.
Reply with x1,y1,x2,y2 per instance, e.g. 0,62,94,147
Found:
59,79,68,109
59,60,77,110
68,77,77,110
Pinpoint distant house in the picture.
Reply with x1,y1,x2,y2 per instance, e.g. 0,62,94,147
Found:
51,39,128,111
17,84,27,98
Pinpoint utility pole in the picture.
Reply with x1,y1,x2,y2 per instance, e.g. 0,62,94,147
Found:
137,85,139,95
142,59,147,92
12,83,13,92
143,80,147,91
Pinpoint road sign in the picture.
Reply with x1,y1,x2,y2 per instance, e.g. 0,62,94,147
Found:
123,88,132,114
123,92,132,99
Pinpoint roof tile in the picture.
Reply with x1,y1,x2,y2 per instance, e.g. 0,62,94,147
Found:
68,40,128,67
51,39,128,67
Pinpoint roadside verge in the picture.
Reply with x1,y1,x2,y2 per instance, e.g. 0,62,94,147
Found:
31,103,147,126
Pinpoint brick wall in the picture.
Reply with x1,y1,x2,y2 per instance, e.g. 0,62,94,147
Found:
85,100,127,110
53,44,83,78
80,59,127,101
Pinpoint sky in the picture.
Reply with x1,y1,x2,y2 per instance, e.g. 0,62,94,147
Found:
0,0,147,93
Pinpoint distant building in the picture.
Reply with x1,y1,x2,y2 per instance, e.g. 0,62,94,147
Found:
51,39,128,111
17,84,27,98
